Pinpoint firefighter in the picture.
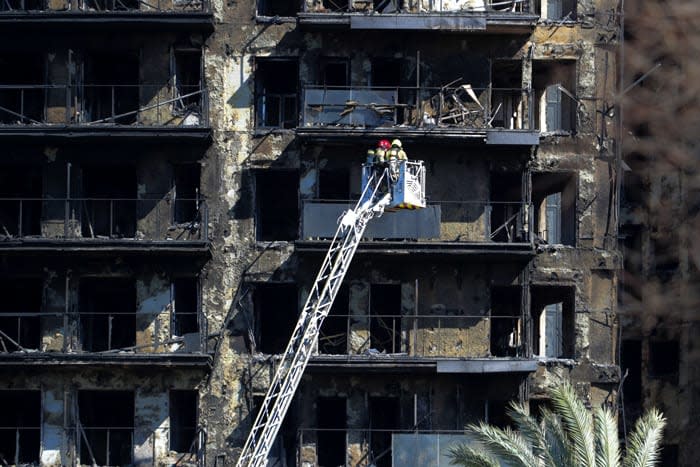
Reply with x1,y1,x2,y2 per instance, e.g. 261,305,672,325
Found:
390,138,407,160
366,148,376,165
375,139,391,165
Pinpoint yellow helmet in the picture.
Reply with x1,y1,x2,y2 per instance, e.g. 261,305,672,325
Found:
391,139,402,148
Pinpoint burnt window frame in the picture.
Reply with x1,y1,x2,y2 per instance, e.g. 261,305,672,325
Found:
169,389,199,454
171,276,201,340
0,389,41,466
251,282,299,355
170,47,204,118
254,169,299,242
254,58,299,130
77,390,135,467
256,0,298,19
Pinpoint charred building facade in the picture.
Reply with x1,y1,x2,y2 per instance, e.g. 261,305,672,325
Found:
0,0,621,465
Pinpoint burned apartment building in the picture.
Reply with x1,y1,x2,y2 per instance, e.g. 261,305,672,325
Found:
0,0,621,465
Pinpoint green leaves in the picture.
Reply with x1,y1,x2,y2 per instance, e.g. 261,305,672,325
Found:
623,409,666,467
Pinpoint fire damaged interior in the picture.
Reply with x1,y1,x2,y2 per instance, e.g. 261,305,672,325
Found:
0,0,628,465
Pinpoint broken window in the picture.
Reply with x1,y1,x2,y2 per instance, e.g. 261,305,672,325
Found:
490,172,524,242
81,52,139,124
170,390,198,454
491,60,524,130
368,396,399,467
0,278,42,351
255,59,298,128
621,339,642,404
81,165,137,238
370,284,401,353
318,167,351,200
648,340,679,383
0,390,40,465
319,284,348,354
531,286,575,358
533,60,577,133
320,58,349,87
172,49,203,116
78,391,134,466
0,53,45,124
535,0,576,20
253,283,298,354
173,163,201,224
316,397,346,467
0,166,42,238
257,0,296,16
490,286,523,357
173,278,199,337
255,170,299,241
532,172,576,246
79,277,136,352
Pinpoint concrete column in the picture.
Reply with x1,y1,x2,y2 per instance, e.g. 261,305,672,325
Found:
133,389,169,466
135,273,172,352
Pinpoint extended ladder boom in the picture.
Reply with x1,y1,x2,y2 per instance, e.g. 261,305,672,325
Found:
236,169,392,467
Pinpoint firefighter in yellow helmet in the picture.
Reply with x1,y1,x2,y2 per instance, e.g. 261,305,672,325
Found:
390,138,408,160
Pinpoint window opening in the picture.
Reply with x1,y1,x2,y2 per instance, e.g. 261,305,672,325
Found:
532,60,576,133
621,339,642,404
173,163,201,224
173,49,202,117
368,396,399,467
81,165,136,238
316,397,346,467
320,59,349,87
0,278,42,351
490,286,522,357
319,284,348,354
253,283,298,354
0,390,40,465
255,170,299,241
81,52,139,124
170,390,198,454
173,278,199,337
370,284,402,353
318,167,350,201
255,60,298,129
532,172,576,246
257,0,296,16
78,390,134,466
491,60,523,130
0,166,42,237
79,278,136,351
530,286,575,358
0,53,44,123
648,340,679,383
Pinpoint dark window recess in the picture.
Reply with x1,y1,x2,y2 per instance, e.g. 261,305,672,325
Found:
536,0,577,20
0,166,42,238
174,164,201,224
257,0,296,16
319,284,348,354
371,58,401,88
368,397,399,467
319,168,350,201
532,61,576,133
78,391,134,467
253,283,298,354
255,60,298,128
322,0,348,11
0,53,44,123
653,235,679,283
531,286,575,358
320,59,349,87
81,0,139,11
255,171,299,241
0,391,41,465
170,390,198,454
528,398,553,419
0,278,42,351
82,52,139,124
316,397,346,467
490,172,525,243
491,60,523,130
532,172,576,246
660,444,679,467
490,286,522,357
370,284,401,353
648,340,679,383
373,0,405,13
81,166,137,238
486,400,510,429
173,49,203,114
252,394,297,467
0,0,45,11
621,340,642,404
79,278,136,352
173,278,199,337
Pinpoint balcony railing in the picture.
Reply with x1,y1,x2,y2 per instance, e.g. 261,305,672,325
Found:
302,0,531,14
0,198,208,242
302,85,532,131
302,200,531,244
317,313,525,358
0,85,209,128
0,0,210,13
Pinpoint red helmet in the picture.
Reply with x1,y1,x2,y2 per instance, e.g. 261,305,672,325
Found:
378,139,391,149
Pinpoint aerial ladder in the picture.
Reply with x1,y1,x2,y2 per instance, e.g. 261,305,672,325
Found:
236,145,426,467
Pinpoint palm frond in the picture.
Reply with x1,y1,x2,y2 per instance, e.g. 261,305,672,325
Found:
594,407,621,467
506,401,554,466
468,422,540,467
541,407,575,467
447,443,499,467
549,382,596,467
623,408,666,467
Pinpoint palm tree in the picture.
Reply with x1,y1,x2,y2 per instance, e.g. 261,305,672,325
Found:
448,382,665,467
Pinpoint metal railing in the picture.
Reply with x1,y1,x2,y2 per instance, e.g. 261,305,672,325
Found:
0,427,41,465
317,313,526,358
302,0,530,14
0,84,209,127
0,0,210,13
0,197,208,242
255,91,298,129
301,200,531,243
302,85,532,130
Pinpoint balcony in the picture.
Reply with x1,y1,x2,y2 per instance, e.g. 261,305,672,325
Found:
298,200,534,256
297,85,539,145
0,0,212,30
0,84,210,141
0,197,209,255
298,0,538,33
